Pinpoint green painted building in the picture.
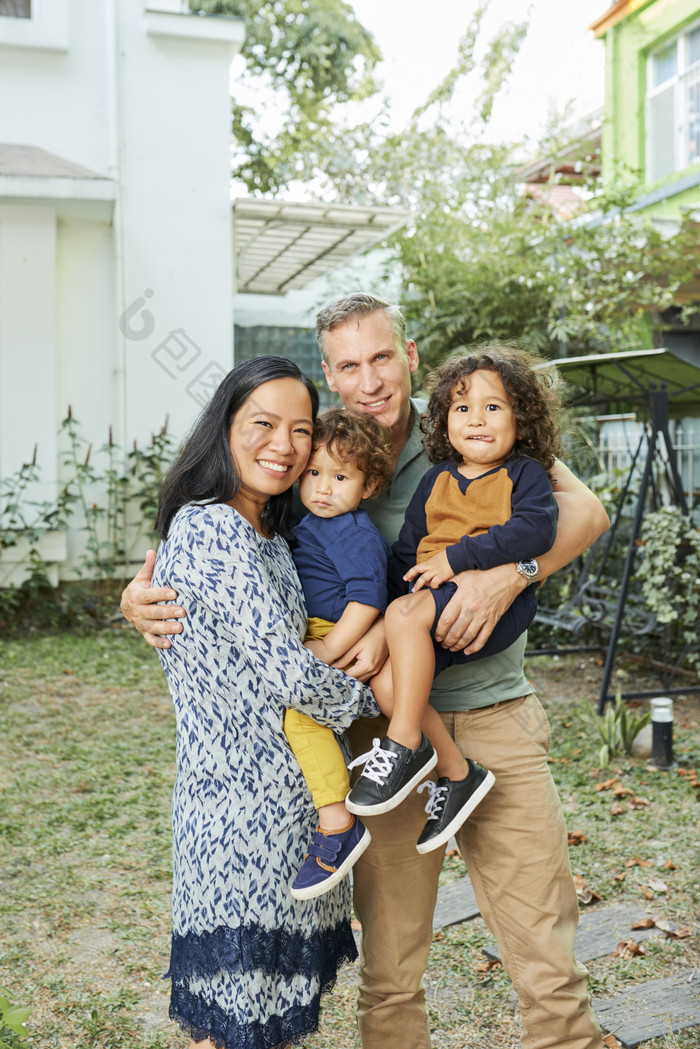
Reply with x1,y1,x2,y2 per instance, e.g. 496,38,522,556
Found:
592,0,700,224
591,1,700,342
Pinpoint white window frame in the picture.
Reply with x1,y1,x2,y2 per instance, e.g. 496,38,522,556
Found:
0,0,68,50
646,19,700,182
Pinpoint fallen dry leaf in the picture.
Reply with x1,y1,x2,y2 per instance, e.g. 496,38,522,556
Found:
614,939,647,959
611,804,627,815
595,777,619,792
626,856,655,868
663,859,677,870
568,830,588,846
613,784,634,796
578,887,602,905
612,871,627,883
663,925,692,940
647,878,668,893
603,1034,622,1048
573,875,602,905
473,959,501,973
631,918,656,929
630,795,649,808
640,885,655,900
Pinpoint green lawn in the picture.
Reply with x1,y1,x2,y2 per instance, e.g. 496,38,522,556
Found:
0,632,698,1048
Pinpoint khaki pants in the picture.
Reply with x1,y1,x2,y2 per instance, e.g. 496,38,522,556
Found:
348,696,603,1049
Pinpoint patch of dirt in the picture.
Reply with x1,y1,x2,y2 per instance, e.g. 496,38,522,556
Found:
526,650,700,725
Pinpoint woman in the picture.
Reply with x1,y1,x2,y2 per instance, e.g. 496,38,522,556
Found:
151,357,378,1049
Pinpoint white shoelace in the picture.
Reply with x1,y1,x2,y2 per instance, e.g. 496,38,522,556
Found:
417,779,448,821
347,737,397,785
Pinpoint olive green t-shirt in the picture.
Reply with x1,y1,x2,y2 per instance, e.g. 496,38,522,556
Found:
361,400,532,712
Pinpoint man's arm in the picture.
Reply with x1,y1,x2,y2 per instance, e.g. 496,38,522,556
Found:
120,550,186,649
434,461,610,654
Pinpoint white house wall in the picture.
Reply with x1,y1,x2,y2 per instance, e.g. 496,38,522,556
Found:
0,203,57,489
117,8,241,448
0,3,111,175
0,1,244,580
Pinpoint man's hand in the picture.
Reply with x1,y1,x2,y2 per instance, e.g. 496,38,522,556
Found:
403,549,453,592
431,463,610,656
331,616,388,682
120,550,186,649
434,563,526,654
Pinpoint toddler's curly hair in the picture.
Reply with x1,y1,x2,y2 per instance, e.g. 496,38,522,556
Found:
312,408,394,498
421,343,562,475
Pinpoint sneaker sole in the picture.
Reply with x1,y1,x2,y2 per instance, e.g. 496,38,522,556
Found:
416,770,496,855
345,750,439,816
290,825,372,901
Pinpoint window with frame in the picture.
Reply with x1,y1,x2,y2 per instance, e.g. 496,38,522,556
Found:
0,0,31,16
647,22,700,182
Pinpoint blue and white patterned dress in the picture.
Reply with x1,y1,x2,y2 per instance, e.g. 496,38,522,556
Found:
152,503,378,1049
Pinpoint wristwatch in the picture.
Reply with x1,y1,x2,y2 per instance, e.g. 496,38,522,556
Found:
515,559,539,585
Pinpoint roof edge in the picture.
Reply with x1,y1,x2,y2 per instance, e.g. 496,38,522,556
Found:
589,0,652,38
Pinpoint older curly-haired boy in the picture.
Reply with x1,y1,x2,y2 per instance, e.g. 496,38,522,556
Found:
345,344,562,853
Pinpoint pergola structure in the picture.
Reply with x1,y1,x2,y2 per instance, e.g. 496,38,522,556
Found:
232,198,411,296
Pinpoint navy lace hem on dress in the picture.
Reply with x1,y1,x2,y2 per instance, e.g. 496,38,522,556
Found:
168,920,358,1049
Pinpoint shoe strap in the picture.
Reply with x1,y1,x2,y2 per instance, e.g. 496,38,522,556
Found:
417,779,448,820
307,829,342,865
347,738,397,785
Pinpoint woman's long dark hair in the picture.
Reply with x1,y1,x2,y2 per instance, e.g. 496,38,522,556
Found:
156,357,319,542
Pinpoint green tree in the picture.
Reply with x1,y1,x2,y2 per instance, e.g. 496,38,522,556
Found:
190,0,381,194
308,9,698,378
196,0,698,371
393,163,698,378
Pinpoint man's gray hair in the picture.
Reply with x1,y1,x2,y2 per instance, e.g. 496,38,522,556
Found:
315,293,408,364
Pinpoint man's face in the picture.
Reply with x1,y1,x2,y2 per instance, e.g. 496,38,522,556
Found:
320,310,419,435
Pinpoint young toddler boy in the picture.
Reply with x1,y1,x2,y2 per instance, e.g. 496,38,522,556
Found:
287,408,477,899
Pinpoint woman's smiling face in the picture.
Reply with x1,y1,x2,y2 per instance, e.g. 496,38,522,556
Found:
227,377,314,519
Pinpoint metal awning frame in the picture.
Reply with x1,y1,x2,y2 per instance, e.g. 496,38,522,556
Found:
232,197,411,296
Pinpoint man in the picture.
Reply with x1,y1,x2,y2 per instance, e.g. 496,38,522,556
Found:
122,294,608,1049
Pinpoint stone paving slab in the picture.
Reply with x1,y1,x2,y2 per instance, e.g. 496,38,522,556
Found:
433,876,479,931
593,971,700,1047
430,877,699,1046
482,901,664,963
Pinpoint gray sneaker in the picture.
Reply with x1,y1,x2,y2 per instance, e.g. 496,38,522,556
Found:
345,733,437,816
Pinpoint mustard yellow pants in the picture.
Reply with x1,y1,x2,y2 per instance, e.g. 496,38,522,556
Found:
283,617,351,808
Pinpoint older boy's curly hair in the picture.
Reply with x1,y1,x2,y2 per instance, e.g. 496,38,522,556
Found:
313,408,394,498
421,343,562,475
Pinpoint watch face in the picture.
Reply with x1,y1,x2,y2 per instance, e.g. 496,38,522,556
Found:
519,559,538,577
